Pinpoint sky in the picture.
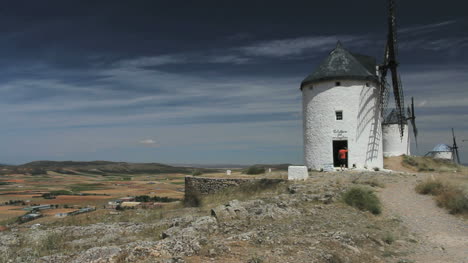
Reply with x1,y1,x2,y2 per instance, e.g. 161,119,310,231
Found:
0,0,467,165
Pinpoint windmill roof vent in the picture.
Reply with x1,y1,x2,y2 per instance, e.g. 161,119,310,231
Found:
301,42,378,87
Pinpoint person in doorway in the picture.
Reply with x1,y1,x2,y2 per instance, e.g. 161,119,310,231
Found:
338,147,348,171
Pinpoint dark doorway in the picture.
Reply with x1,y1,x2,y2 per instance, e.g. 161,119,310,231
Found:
333,140,348,167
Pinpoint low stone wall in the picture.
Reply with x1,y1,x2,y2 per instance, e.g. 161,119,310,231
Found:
185,176,284,195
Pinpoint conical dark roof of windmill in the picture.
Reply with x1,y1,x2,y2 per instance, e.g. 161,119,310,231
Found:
301,42,378,87
384,109,407,125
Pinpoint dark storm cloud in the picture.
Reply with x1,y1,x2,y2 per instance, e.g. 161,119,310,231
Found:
0,0,467,164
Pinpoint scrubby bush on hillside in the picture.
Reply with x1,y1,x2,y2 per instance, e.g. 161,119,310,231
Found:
30,168,47,175
184,191,202,207
342,187,381,215
415,180,444,195
436,187,468,214
416,179,468,214
135,195,179,202
243,166,265,175
402,155,463,173
402,155,418,167
191,169,203,176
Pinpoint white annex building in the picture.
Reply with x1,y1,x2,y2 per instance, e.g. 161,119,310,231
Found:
301,42,384,170
427,144,453,160
382,109,410,157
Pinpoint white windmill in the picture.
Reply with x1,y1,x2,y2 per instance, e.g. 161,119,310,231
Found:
300,0,417,170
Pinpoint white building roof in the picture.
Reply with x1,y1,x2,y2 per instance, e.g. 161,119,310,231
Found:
431,144,451,152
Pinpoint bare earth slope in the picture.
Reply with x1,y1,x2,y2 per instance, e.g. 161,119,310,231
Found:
380,176,468,263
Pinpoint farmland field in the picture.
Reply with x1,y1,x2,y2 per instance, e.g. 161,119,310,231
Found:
0,171,192,223
0,161,290,225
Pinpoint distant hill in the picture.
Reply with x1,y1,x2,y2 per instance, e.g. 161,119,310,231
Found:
1,161,220,176
171,163,293,170
170,163,250,169
22,160,120,167
249,164,292,171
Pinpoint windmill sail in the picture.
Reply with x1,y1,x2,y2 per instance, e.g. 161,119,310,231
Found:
380,0,406,139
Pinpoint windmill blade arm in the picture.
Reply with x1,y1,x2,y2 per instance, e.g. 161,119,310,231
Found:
390,67,405,137
412,119,418,148
452,128,461,164
409,97,418,148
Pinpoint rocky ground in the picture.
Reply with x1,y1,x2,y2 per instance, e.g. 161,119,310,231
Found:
0,170,465,263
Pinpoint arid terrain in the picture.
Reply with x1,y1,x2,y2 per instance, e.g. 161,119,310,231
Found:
0,157,466,262
0,162,281,225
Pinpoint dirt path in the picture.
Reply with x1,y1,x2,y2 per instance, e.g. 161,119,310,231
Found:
380,176,468,263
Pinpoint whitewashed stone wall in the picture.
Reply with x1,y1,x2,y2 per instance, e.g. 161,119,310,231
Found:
382,123,410,157
302,80,383,170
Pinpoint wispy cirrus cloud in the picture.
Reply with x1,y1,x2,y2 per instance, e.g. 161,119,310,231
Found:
118,54,187,67
116,35,370,67
399,20,456,34
239,36,362,57
396,20,468,52
399,37,468,51
118,53,250,68
139,139,158,146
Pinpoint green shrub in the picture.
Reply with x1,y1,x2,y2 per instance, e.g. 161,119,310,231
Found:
342,187,381,215
243,166,265,175
184,191,202,207
417,164,435,172
191,169,203,176
415,180,444,195
402,156,418,167
383,232,395,244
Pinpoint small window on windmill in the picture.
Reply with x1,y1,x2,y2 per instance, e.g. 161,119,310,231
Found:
335,81,341,86
336,110,343,120
366,82,370,87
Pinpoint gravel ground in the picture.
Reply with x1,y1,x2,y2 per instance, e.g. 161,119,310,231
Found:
379,175,468,263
